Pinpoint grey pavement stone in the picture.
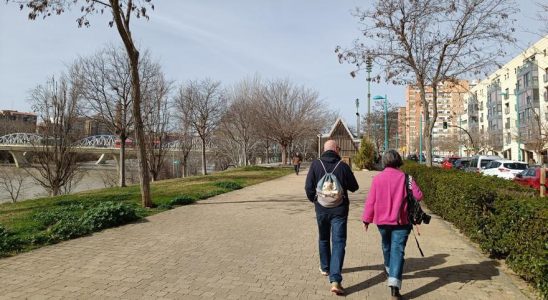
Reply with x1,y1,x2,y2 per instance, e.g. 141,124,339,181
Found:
0,170,534,299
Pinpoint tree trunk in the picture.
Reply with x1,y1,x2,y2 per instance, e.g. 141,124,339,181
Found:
51,186,60,197
182,154,188,178
119,135,126,187
281,142,288,165
265,142,270,164
111,0,152,207
243,143,248,166
201,138,207,175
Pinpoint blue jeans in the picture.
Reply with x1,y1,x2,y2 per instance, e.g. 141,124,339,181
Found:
316,212,347,283
378,225,411,289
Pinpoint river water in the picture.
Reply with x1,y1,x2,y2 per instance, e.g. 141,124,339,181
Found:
0,161,128,203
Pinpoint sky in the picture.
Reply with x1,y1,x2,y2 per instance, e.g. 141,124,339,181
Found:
0,0,545,126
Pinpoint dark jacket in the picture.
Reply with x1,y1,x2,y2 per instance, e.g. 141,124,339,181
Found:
305,150,359,215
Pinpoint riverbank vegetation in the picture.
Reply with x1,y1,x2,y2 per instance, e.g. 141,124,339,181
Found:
0,166,292,257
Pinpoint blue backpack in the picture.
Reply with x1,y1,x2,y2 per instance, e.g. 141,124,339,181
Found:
316,160,343,208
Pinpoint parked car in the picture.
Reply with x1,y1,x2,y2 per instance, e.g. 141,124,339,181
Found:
441,156,460,169
514,167,548,193
480,160,528,179
433,155,444,164
406,154,418,161
406,153,426,162
452,157,471,170
465,155,501,173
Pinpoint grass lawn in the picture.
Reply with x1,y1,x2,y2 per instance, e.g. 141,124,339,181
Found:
0,166,293,256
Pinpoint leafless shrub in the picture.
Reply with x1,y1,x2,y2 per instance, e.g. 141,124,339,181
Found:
0,168,26,203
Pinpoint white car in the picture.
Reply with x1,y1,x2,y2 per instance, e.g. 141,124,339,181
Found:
481,160,528,179
432,155,444,164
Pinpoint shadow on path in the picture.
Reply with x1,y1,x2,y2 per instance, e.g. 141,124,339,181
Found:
402,260,500,299
197,199,304,205
343,254,500,298
344,254,448,295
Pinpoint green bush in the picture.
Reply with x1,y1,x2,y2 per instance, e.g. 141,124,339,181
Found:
169,195,196,206
213,181,243,190
48,216,90,241
81,201,140,231
354,137,376,170
34,203,85,229
0,224,19,256
402,163,547,298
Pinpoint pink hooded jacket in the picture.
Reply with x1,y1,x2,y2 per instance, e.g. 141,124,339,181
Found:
362,167,423,225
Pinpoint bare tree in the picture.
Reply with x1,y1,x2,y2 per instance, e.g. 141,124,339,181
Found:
216,78,262,167
177,79,226,175
75,44,133,187
142,69,172,181
537,2,548,34
173,104,195,178
362,101,399,153
252,79,331,165
521,97,548,163
11,0,156,207
28,75,82,196
336,0,518,166
0,168,26,203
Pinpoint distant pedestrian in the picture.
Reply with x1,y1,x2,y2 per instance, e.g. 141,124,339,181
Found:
292,152,303,175
362,150,423,300
305,140,359,295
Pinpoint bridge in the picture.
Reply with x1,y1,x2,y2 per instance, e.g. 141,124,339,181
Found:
0,133,207,168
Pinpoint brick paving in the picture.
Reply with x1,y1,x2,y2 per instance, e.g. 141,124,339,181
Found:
0,170,531,299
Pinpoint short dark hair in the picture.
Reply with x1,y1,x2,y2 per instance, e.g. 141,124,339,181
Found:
382,150,403,168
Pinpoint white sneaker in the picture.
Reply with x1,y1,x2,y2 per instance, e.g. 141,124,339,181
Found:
319,267,328,276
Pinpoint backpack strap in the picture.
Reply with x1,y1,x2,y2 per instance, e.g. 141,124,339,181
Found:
318,159,327,174
318,159,342,174
331,160,343,174
398,174,409,225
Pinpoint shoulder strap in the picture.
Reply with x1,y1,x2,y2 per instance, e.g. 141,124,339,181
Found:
318,159,342,174
398,174,410,225
331,160,343,174
318,159,327,173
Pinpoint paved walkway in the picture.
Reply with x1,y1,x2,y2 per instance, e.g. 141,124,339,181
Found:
0,170,530,299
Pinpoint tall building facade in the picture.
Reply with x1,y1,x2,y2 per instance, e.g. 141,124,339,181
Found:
405,81,469,156
0,110,37,135
460,35,548,163
397,107,407,155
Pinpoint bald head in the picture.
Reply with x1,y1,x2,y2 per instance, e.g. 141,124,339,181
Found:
324,140,339,153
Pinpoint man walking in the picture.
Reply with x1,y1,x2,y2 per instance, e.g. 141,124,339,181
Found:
292,152,302,175
305,140,359,295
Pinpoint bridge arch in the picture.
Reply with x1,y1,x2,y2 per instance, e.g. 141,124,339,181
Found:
75,135,119,148
0,133,42,145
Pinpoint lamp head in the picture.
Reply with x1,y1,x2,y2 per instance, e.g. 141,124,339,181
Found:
373,95,385,100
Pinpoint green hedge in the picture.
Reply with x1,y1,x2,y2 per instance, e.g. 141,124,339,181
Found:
402,163,547,298
0,201,141,256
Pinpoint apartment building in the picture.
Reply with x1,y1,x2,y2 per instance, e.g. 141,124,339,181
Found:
397,107,407,155
460,35,548,163
405,80,469,156
0,110,37,136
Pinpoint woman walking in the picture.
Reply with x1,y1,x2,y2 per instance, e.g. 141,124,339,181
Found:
361,150,423,299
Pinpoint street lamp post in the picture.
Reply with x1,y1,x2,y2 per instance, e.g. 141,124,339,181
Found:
366,57,372,137
373,95,388,152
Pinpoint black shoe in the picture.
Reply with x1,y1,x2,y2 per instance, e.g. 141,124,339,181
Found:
391,286,402,299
